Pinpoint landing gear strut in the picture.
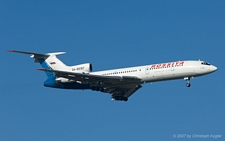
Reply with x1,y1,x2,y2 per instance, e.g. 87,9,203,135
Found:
184,77,191,87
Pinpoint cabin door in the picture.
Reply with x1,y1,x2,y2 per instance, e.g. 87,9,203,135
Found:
145,67,149,75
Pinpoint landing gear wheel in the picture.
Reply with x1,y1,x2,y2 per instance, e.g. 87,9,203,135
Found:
91,86,104,92
123,97,128,101
184,77,191,87
186,83,191,87
99,87,104,92
96,87,100,91
91,86,96,91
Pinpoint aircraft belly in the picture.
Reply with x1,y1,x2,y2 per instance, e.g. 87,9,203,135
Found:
143,71,197,82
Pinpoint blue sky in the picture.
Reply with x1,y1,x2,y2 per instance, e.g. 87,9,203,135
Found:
1,0,224,141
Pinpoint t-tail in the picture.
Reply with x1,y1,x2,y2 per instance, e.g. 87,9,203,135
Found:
8,50,68,76
8,50,69,88
9,50,92,90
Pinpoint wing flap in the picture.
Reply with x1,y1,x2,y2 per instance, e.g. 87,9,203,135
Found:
107,84,142,97
124,85,142,97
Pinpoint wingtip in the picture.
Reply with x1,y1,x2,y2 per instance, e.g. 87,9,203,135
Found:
37,68,44,71
8,50,15,52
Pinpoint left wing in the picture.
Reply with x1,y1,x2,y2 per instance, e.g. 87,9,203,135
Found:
105,84,142,101
38,68,142,101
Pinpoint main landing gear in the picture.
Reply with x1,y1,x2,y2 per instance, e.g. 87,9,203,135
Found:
91,86,105,92
184,77,191,87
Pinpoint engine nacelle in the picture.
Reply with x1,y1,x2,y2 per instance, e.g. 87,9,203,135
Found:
55,77,75,83
70,63,92,72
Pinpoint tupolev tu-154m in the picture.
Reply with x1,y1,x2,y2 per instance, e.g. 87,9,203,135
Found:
9,50,217,101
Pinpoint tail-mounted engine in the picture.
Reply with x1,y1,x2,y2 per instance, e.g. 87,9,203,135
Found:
70,63,92,73
56,63,93,83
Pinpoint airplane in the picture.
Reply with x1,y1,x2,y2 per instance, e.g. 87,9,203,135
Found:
9,50,217,101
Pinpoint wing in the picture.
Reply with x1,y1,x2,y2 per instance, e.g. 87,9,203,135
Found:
38,68,142,101
106,84,142,101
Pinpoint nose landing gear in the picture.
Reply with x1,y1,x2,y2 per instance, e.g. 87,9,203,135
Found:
186,83,191,87
184,77,191,87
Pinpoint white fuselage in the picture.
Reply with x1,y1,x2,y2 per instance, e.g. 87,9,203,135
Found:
90,60,217,84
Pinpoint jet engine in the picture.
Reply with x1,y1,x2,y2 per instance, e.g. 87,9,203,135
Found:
55,63,92,83
70,63,92,72
55,77,75,83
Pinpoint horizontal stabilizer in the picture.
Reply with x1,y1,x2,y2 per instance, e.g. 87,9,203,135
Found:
8,50,66,58
8,50,66,62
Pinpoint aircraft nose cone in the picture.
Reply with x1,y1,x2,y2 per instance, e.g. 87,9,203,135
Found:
212,66,217,72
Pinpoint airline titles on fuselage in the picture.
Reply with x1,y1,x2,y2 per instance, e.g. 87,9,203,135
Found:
102,61,184,76
150,61,184,69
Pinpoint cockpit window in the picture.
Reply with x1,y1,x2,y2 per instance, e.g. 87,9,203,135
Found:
201,61,210,65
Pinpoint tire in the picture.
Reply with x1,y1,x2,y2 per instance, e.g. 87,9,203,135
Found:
186,83,191,87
